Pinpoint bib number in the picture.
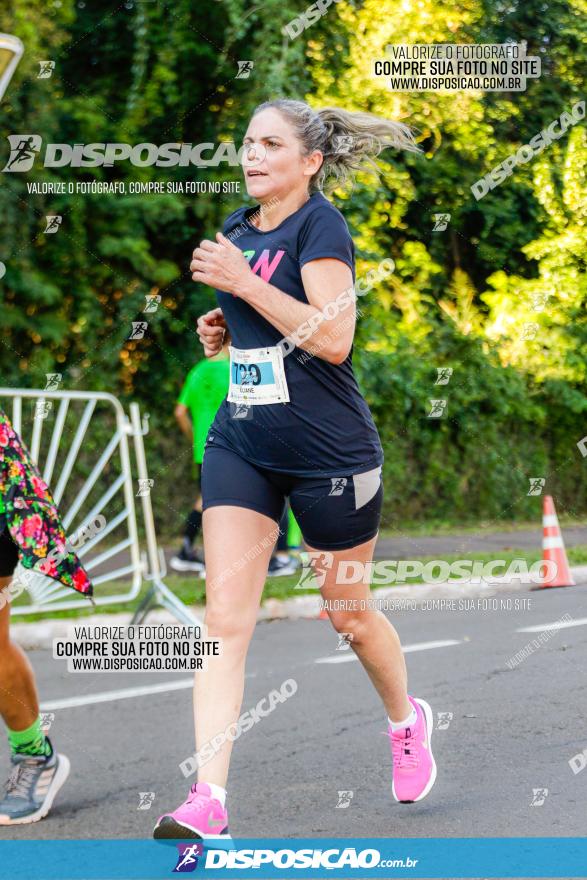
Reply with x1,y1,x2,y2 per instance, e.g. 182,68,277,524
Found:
228,345,290,405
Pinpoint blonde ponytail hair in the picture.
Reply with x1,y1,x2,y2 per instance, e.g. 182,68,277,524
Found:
253,99,422,192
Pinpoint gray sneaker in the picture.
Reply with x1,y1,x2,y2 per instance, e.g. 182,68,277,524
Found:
0,742,70,825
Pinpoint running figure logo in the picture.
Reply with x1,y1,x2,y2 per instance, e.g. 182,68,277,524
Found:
129,321,149,340
44,373,62,391
335,790,354,809
40,712,55,732
428,399,447,418
33,400,52,422
137,791,156,810
229,402,253,420
527,477,545,496
530,788,549,806
235,362,261,387
143,294,161,313
435,367,453,385
532,292,550,312
37,61,55,78
2,135,43,172
436,712,453,730
236,61,254,79
44,215,62,234
329,477,347,496
332,135,355,154
173,843,204,872
432,213,451,231
521,322,539,340
294,551,334,589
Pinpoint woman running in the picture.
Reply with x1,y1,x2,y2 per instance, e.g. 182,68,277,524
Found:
154,98,436,839
0,407,93,824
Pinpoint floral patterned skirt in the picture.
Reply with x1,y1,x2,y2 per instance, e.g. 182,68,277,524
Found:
0,408,93,597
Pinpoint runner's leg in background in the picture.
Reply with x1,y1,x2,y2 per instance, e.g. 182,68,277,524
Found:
268,502,299,576
171,464,205,572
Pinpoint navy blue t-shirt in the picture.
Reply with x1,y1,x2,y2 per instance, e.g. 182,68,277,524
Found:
208,191,384,478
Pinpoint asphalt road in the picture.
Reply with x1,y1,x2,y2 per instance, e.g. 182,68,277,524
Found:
1,584,586,842
372,526,587,559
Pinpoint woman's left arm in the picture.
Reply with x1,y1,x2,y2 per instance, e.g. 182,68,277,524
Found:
190,233,356,366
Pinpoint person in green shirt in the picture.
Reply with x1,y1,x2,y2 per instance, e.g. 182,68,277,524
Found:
171,343,231,572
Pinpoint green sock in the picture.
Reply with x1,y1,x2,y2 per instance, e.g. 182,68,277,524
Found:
7,717,52,758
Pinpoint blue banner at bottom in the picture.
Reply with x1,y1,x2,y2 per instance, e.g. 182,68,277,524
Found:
0,837,586,879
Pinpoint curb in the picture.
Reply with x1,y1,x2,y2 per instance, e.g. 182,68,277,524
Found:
10,564,587,651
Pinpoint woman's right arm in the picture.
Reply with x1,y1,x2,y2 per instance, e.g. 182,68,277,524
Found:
196,308,231,357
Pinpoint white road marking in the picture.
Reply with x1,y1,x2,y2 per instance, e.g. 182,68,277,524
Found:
516,617,587,634
315,639,462,664
40,674,255,711
40,678,194,710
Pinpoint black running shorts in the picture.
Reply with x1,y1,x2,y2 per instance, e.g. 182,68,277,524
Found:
201,443,382,551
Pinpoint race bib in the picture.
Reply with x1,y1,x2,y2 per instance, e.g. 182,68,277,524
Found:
228,345,290,405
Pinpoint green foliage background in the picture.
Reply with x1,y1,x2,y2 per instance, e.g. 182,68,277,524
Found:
1,0,586,536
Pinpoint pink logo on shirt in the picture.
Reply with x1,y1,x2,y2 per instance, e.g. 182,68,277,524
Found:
243,249,285,283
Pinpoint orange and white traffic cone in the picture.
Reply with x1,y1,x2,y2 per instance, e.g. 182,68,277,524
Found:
534,495,575,589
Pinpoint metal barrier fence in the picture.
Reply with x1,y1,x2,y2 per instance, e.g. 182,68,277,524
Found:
0,388,200,626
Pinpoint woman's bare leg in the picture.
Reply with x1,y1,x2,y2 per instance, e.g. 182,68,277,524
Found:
0,576,40,731
310,535,412,723
193,506,278,787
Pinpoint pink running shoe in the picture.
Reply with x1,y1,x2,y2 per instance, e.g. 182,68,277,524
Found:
390,695,437,803
153,782,229,839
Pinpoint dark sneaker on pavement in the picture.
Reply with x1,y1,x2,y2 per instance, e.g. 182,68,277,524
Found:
170,548,206,572
268,554,300,577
